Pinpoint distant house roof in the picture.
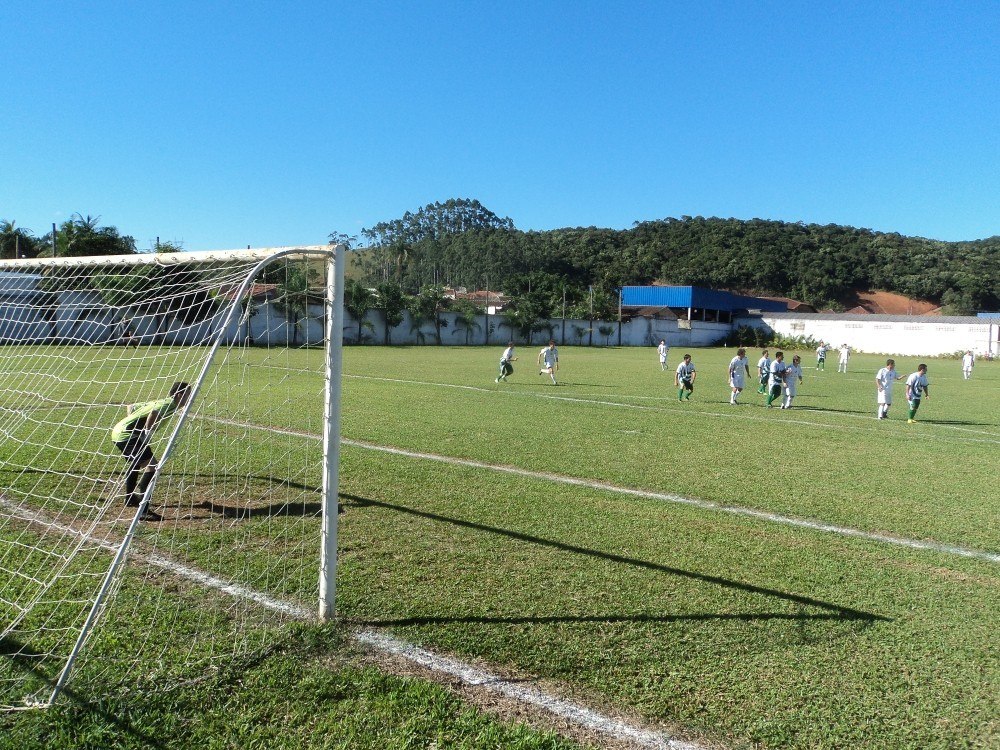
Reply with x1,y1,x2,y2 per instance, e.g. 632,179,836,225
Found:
457,289,507,305
631,305,679,319
758,296,816,313
217,282,280,302
620,286,787,313
448,289,509,311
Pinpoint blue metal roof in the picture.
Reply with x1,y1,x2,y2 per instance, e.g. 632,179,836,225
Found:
620,286,787,313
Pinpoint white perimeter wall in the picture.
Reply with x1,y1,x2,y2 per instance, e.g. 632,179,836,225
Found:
738,314,999,357
345,310,729,350
5,290,996,358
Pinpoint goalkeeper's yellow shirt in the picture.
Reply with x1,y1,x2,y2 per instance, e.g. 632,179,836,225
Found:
111,397,176,443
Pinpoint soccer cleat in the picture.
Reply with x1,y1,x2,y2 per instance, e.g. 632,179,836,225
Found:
138,507,162,522
495,377,500,383
907,418,917,423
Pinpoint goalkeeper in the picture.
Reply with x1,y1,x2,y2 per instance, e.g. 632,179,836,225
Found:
111,382,191,519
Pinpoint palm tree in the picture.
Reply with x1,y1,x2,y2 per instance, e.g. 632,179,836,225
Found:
411,285,449,345
273,262,316,346
375,280,406,345
0,220,36,259
240,297,259,345
406,294,430,344
344,278,376,343
451,300,481,345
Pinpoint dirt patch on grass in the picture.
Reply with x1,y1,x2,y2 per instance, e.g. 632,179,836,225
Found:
349,630,722,750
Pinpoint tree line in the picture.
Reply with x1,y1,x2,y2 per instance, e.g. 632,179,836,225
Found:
334,199,999,318
4,199,996,333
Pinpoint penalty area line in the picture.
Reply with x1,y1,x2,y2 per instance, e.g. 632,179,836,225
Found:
197,415,1000,567
339,438,1000,567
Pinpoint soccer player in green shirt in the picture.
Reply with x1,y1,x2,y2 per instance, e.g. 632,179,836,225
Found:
110,381,191,520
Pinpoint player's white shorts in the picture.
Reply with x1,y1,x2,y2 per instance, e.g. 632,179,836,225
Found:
877,389,892,405
784,383,798,398
730,373,746,389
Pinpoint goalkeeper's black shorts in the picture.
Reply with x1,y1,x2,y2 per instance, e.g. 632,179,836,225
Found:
115,434,155,466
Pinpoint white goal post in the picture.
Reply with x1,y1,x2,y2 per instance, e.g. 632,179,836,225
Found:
0,244,344,709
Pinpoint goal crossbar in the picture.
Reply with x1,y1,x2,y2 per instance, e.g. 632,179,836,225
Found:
0,245,334,269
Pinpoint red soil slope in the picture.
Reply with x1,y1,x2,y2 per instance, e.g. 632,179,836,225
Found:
841,290,941,315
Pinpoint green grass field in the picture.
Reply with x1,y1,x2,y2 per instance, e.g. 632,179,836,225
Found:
3,344,998,749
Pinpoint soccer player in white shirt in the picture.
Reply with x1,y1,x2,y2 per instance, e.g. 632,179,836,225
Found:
815,342,827,370
728,347,750,404
765,351,787,408
657,339,669,370
782,355,804,409
537,340,559,385
962,350,975,379
837,344,850,373
874,358,903,419
675,354,697,401
756,350,771,394
905,364,930,423
495,342,517,383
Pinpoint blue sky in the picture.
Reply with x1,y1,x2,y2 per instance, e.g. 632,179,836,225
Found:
2,1,998,249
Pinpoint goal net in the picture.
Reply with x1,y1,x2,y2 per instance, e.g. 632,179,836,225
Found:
0,245,344,709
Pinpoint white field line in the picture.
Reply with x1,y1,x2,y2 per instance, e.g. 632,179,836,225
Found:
355,629,700,750
0,498,313,620
1,498,699,749
339,438,1000,566
200,415,1000,567
346,374,1000,445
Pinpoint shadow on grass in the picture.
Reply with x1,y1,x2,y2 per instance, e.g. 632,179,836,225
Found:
190,472,346,518
0,636,167,748
341,494,890,626
799,406,872,415
923,418,998,427
196,499,324,519
352,610,868,628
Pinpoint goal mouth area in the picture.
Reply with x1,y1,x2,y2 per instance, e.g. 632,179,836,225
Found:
0,245,345,709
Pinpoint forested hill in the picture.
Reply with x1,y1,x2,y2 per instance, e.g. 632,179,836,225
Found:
347,200,999,316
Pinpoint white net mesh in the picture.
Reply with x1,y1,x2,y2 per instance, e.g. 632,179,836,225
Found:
0,247,339,709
